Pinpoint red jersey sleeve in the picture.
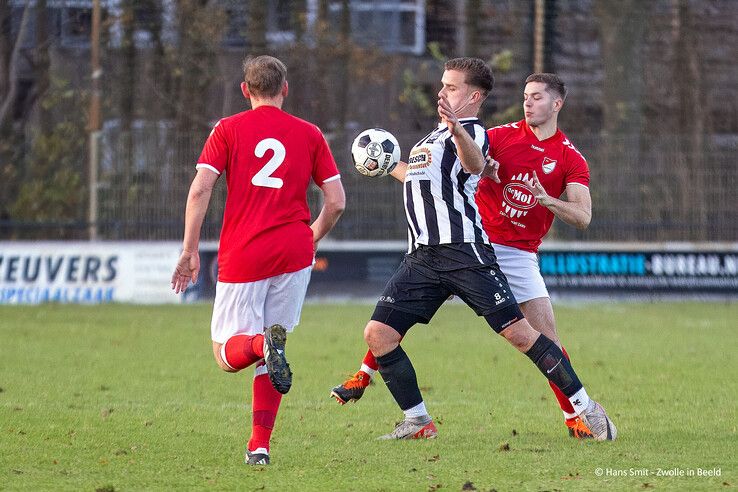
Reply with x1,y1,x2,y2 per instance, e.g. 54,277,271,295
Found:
486,126,501,159
196,119,229,175
311,129,340,185
563,139,590,188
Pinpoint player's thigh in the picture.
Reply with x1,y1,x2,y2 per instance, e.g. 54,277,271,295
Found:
263,265,312,332
492,243,549,303
442,245,517,317
210,280,270,344
375,257,450,323
519,297,559,345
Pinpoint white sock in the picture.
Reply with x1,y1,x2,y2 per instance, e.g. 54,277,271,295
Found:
568,387,591,415
360,363,376,378
563,410,578,420
250,447,268,455
403,401,429,420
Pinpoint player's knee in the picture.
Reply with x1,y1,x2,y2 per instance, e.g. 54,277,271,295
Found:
364,320,400,352
500,319,539,352
363,321,384,347
212,344,239,373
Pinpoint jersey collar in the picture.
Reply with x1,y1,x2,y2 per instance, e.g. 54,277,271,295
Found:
521,119,562,143
437,116,483,129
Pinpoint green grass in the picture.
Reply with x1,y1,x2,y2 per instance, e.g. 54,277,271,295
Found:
1,302,736,491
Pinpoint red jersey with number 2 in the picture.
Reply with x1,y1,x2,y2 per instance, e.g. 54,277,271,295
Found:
196,106,340,282
476,120,589,253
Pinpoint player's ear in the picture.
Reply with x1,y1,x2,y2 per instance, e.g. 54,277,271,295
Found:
282,80,289,98
553,97,564,112
240,82,251,100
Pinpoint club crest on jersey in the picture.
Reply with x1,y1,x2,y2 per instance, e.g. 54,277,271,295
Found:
542,157,557,174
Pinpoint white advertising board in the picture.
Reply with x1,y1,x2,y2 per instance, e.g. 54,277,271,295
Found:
0,242,182,304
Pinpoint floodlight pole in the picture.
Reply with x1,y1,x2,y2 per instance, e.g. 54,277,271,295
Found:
88,0,102,240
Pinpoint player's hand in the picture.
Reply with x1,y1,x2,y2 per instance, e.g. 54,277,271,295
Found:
524,171,552,206
482,155,501,183
171,249,200,294
437,94,460,135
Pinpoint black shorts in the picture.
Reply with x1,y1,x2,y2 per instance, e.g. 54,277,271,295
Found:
375,243,519,324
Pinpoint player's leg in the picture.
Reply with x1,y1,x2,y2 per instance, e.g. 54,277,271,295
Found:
452,245,615,440
494,243,588,436
494,317,616,440
245,266,311,464
365,312,437,439
365,256,446,439
245,362,281,466
210,281,269,372
519,297,589,436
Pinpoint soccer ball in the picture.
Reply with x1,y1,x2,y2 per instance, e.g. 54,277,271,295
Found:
351,128,401,177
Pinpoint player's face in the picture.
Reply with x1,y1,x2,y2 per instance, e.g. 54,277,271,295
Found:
438,70,478,115
523,82,559,127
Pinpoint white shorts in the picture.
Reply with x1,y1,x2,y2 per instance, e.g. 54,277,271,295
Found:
491,243,549,304
210,266,312,343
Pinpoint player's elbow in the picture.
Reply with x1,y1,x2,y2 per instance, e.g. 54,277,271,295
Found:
575,212,591,230
323,186,346,217
326,196,345,218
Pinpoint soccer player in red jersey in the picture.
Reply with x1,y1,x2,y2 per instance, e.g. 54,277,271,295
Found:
172,55,345,465
476,73,595,438
332,73,612,440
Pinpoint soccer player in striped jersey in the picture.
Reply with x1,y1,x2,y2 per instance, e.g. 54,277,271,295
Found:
172,56,345,465
333,60,616,441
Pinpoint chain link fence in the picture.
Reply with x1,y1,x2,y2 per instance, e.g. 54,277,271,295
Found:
2,127,733,243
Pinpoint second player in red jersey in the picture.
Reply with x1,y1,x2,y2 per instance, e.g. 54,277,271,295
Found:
476,119,589,252
197,106,340,282
172,55,345,465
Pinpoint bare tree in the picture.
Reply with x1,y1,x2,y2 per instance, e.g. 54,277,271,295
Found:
594,0,649,239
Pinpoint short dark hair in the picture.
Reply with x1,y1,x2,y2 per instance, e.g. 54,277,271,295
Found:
242,55,287,98
525,73,567,100
444,57,494,97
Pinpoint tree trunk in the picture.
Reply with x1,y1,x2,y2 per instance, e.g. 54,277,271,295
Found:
594,0,648,239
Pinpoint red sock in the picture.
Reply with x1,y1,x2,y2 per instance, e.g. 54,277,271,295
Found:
222,334,264,371
549,346,577,417
362,349,379,371
362,335,402,371
248,368,282,453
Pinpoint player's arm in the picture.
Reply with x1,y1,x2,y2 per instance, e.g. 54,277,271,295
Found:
525,171,592,230
389,161,407,182
480,155,501,183
437,94,486,175
172,169,219,293
311,178,346,249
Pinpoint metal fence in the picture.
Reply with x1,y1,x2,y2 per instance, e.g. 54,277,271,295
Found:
1,128,735,243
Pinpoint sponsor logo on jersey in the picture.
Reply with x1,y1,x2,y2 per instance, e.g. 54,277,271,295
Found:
501,174,537,222
531,144,544,152
503,182,537,210
407,147,432,170
542,157,557,174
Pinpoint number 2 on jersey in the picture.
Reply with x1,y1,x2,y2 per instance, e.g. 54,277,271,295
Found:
252,138,285,189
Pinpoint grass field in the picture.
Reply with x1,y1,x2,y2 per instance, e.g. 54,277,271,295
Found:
1,302,735,491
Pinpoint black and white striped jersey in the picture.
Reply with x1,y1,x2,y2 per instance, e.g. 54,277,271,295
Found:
403,117,490,251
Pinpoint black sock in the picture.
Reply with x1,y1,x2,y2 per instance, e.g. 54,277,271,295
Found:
525,334,583,397
376,345,423,411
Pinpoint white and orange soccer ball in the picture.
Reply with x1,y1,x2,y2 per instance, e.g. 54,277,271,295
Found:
351,128,401,177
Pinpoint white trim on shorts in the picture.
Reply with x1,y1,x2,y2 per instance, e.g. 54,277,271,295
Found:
210,265,312,344
491,243,549,304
